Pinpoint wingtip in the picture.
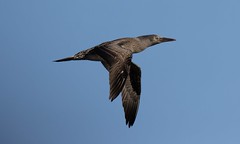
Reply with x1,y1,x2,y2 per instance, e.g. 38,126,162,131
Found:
126,121,133,128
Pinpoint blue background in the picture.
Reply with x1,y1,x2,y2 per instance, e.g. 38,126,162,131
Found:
1,0,240,144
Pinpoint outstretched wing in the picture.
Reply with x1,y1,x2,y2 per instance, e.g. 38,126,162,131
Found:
94,43,132,101
122,62,141,127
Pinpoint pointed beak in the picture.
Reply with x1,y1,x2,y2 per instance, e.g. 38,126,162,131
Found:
160,37,176,42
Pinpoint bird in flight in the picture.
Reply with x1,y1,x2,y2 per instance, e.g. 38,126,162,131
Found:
54,34,175,127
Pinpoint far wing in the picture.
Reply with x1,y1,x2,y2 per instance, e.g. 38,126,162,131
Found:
122,62,141,127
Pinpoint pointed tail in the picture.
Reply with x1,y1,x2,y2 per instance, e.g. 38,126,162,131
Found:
53,56,75,62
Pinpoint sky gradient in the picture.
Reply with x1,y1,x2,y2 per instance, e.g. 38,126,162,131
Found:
1,0,240,144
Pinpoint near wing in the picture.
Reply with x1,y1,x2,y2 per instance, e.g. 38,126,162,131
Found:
94,44,132,101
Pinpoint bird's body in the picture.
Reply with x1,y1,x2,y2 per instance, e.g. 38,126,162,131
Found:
54,34,175,127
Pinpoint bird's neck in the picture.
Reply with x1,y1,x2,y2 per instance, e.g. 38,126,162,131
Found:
132,38,155,53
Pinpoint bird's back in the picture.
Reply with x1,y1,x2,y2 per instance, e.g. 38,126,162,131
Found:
98,37,143,53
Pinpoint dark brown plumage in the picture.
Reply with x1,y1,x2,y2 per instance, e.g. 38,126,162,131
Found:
54,34,175,127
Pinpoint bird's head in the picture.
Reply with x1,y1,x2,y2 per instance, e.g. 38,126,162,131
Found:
133,34,175,53
147,34,176,46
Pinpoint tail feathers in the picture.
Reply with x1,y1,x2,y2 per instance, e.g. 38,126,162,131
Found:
53,56,75,62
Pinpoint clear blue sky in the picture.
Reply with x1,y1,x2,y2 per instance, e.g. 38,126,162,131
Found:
1,0,240,144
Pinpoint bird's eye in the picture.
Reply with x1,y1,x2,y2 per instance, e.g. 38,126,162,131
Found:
154,36,159,40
